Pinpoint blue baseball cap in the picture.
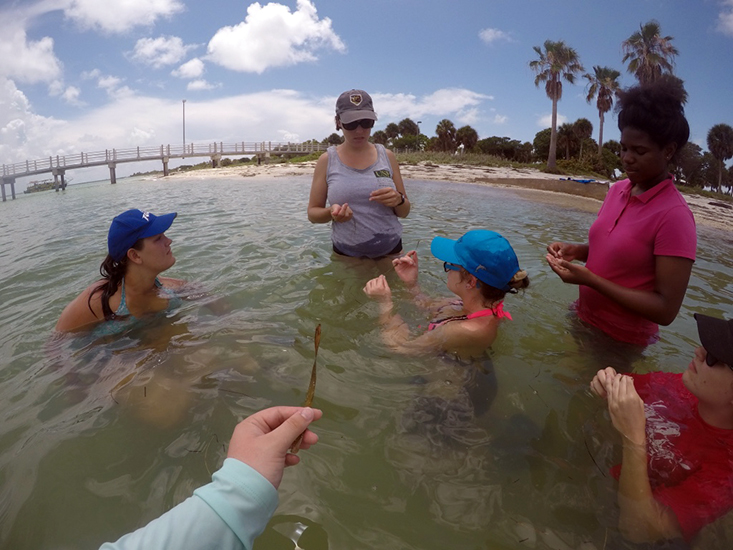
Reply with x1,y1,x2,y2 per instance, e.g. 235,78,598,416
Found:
430,230,520,291
108,209,177,262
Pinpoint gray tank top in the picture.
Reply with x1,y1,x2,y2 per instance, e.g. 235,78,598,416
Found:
326,144,403,258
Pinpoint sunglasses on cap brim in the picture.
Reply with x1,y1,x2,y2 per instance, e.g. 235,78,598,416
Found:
341,119,375,131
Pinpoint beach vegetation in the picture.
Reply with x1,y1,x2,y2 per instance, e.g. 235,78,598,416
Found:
573,118,594,159
529,39,585,172
397,118,419,138
622,20,679,85
385,123,400,142
706,123,733,192
325,133,343,146
372,130,388,145
456,126,479,152
434,119,458,152
584,65,622,154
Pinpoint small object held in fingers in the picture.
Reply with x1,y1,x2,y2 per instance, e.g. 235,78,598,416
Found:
290,324,321,453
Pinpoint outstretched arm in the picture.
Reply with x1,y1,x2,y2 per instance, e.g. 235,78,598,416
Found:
100,407,322,550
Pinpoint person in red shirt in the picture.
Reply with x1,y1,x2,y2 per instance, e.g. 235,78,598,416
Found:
547,76,696,347
590,313,733,544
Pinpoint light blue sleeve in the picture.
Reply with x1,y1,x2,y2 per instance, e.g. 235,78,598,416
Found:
100,458,279,550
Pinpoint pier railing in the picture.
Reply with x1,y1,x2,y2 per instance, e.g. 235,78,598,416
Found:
1,141,326,179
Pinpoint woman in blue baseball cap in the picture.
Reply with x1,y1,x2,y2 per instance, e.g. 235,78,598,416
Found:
55,209,184,332
363,229,528,358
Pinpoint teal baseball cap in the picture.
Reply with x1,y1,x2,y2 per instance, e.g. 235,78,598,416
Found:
431,230,519,291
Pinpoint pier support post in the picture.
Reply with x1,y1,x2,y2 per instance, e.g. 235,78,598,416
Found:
10,179,15,200
1,180,6,202
52,168,67,191
108,163,117,184
211,154,222,168
162,157,169,176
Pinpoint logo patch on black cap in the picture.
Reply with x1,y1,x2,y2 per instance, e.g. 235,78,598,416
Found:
350,94,363,106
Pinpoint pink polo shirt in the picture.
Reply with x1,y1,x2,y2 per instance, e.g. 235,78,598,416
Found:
576,177,696,346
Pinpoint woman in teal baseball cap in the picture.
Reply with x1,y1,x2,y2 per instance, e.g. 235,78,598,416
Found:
363,229,528,358
55,209,185,332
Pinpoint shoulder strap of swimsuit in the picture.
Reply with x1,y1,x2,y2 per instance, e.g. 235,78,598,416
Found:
115,277,129,316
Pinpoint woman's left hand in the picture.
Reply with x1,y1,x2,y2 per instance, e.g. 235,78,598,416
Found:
546,254,594,286
369,187,403,207
363,275,392,302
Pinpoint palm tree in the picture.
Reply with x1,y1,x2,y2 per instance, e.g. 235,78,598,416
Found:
573,118,593,159
530,40,584,171
707,123,733,192
622,20,678,85
397,118,419,137
557,123,574,160
384,123,400,145
584,66,621,154
456,125,479,152
435,119,457,152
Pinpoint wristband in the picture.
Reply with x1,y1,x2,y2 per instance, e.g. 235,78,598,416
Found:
397,193,405,206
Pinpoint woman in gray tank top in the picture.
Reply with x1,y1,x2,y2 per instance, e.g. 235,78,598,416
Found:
307,89,411,259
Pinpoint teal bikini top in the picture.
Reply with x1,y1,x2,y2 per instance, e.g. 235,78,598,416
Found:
114,277,180,317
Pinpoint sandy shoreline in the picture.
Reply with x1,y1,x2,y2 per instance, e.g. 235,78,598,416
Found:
164,161,733,232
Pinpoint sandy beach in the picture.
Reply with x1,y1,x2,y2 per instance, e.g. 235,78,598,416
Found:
165,160,733,232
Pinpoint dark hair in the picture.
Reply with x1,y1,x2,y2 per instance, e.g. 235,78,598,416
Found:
460,269,530,304
87,240,144,320
616,75,689,160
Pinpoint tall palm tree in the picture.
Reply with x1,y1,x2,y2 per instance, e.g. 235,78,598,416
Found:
707,123,733,192
530,40,584,171
584,66,621,154
622,20,678,85
435,119,456,152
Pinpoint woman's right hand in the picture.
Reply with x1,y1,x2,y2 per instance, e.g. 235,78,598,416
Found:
330,203,353,223
363,275,392,302
546,242,588,263
392,251,418,287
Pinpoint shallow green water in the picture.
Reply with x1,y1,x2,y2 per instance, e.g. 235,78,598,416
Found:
0,174,731,549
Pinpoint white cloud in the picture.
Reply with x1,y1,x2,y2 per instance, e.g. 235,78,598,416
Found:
64,0,184,34
718,0,733,36
375,89,492,121
173,58,205,79
130,36,194,68
0,77,67,164
538,113,567,128
187,79,218,91
280,130,300,141
93,73,134,99
62,86,83,106
493,114,508,124
0,29,62,84
206,0,345,73
478,28,514,45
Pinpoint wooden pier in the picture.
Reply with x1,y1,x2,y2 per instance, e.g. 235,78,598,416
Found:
1,140,326,201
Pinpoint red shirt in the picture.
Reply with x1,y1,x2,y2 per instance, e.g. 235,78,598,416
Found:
577,178,696,346
611,372,733,541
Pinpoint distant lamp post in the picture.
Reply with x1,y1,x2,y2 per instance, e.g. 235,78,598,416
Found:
416,120,422,151
182,99,187,158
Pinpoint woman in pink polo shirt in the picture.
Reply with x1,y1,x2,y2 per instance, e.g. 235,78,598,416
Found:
546,76,696,347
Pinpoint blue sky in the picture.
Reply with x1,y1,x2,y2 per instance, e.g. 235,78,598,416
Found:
1,0,732,186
